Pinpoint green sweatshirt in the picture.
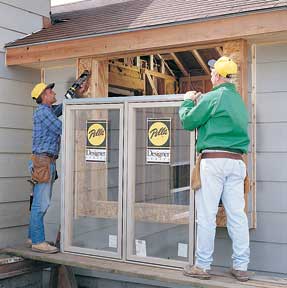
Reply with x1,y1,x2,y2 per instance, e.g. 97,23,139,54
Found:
179,82,250,153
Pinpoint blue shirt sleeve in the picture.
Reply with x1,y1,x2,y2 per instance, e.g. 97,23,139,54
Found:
38,107,62,136
52,104,63,117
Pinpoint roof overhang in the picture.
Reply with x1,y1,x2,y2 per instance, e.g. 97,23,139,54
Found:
5,9,287,66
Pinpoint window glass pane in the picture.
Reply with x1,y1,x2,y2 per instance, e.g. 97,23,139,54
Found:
131,106,191,262
70,108,121,253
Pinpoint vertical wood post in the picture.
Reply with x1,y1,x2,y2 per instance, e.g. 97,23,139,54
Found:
223,39,248,104
75,58,109,217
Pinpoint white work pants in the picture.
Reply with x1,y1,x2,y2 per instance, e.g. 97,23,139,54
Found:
195,158,250,271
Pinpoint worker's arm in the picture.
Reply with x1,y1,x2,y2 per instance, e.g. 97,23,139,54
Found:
179,91,218,131
52,104,63,117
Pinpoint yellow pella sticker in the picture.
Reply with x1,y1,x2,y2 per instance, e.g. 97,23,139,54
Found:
86,120,107,163
148,122,169,147
87,123,106,146
147,118,171,164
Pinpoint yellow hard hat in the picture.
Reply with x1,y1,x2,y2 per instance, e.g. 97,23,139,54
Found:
31,82,55,100
208,56,238,78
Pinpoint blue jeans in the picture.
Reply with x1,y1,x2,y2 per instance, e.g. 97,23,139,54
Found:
28,161,56,244
195,158,250,271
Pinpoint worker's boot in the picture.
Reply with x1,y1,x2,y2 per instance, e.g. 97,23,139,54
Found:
26,239,55,248
183,265,211,280
231,269,249,282
32,242,59,254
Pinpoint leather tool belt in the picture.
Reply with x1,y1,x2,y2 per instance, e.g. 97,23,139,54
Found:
35,152,58,161
31,154,53,183
201,151,243,160
191,151,250,194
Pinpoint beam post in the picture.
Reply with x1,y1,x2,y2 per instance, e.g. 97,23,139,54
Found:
223,39,248,104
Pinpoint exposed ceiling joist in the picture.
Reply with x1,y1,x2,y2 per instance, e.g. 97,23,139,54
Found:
160,54,174,61
170,52,189,76
191,49,210,75
216,47,223,56
145,70,158,95
150,55,154,70
157,54,175,77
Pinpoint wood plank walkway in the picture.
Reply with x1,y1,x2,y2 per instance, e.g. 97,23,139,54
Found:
1,246,287,288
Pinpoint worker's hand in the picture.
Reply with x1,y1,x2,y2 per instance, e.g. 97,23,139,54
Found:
76,80,89,96
184,91,202,101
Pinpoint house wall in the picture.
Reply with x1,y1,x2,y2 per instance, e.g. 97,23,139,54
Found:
52,0,132,13
213,43,287,276
0,1,49,248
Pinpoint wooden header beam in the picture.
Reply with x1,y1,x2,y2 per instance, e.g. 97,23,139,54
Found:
5,10,287,65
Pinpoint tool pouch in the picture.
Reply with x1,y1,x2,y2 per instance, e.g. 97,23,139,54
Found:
191,153,202,190
244,173,250,194
31,155,51,183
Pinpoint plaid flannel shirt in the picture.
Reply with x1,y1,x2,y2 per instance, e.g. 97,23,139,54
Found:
32,104,63,156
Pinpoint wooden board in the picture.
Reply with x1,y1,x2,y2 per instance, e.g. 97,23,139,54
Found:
0,258,48,280
6,10,287,65
3,247,287,288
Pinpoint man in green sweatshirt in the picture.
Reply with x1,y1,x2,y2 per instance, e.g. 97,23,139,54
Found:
179,56,250,282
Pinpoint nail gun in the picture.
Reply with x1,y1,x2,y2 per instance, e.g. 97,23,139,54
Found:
65,70,90,99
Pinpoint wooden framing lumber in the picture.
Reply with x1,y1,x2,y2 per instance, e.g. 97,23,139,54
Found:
170,52,189,76
4,246,287,288
109,72,144,91
250,44,257,229
150,55,154,70
145,70,158,95
74,58,109,219
216,47,223,56
223,39,248,104
159,54,174,61
160,57,165,74
180,75,211,81
157,54,175,77
191,49,211,75
136,56,140,68
144,68,175,81
108,60,144,91
6,10,287,65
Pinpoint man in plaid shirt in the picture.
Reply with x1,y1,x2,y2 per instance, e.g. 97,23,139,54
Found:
28,82,62,253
